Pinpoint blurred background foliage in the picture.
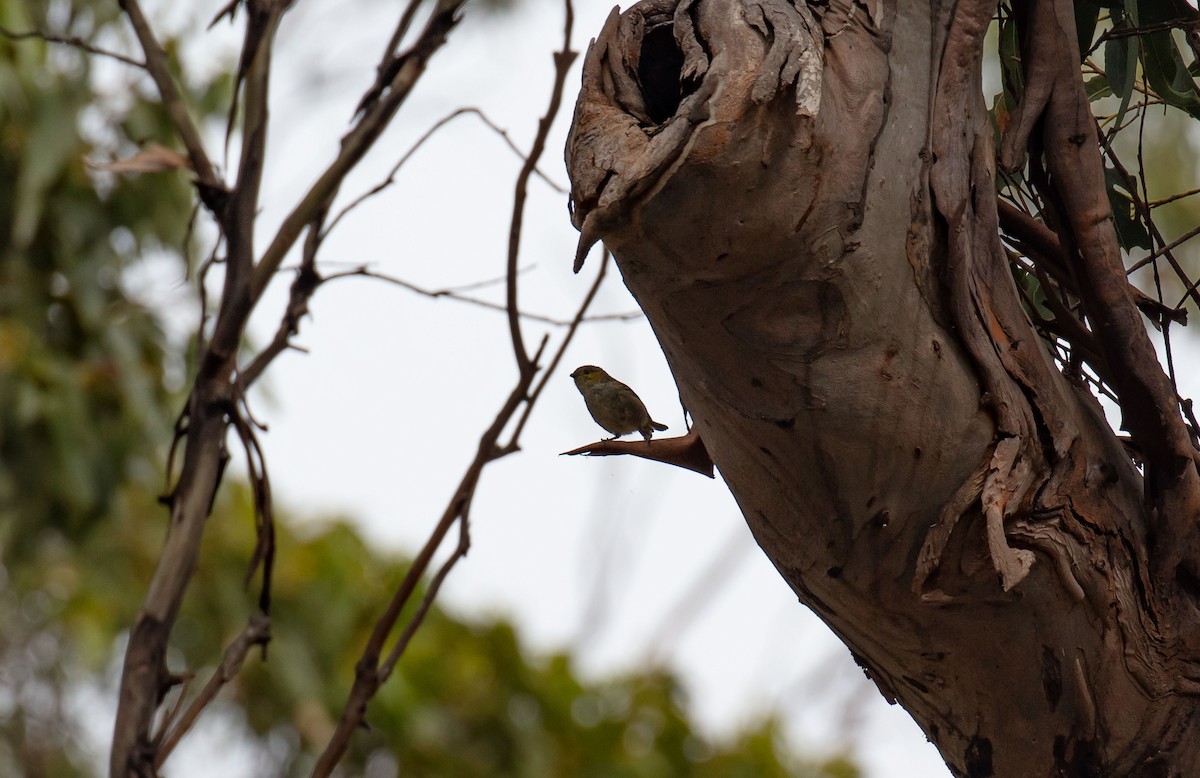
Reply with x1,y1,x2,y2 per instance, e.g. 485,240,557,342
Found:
0,1,858,775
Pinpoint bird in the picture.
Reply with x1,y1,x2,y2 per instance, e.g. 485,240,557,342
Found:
570,365,668,442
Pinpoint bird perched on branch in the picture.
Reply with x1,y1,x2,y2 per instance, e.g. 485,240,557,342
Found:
571,365,668,442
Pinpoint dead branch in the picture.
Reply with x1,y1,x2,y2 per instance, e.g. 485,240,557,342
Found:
0,25,147,68
504,249,612,449
110,1,470,774
251,0,468,301
117,0,223,197
321,264,639,328
324,107,567,238
505,10,578,373
562,426,716,478
153,614,272,768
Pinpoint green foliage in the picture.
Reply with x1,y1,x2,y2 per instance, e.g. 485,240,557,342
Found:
0,0,203,550
993,0,1200,340
7,475,858,776
195,488,856,777
996,0,1200,255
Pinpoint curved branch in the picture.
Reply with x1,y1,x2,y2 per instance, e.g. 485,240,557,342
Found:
504,8,578,371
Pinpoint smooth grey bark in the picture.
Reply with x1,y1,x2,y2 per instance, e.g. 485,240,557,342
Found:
565,0,1200,774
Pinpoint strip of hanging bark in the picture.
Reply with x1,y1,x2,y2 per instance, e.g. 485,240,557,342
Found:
562,426,715,477
926,0,1053,591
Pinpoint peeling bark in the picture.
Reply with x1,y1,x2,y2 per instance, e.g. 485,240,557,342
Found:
565,0,1200,773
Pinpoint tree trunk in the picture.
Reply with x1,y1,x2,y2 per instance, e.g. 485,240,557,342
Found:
565,0,1200,774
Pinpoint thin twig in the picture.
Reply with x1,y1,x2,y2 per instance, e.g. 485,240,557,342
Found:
236,257,321,390
230,393,276,613
324,107,567,239
1102,132,1200,311
379,502,472,681
321,265,637,327
504,4,578,373
251,0,468,302
1096,17,1199,44
1127,222,1200,274
503,248,611,449
1148,185,1200,208
356,0,427,116
117,0,221,191
0,25,146,68
154,614,272,768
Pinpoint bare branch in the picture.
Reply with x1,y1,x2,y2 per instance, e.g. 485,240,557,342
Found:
310,5,583,770
379,505,472,682
324,107,567,238
230,394,276,613
503,248,611,449
322,265,638,327
236,259,321,391
1148,185,1200,209
153,614,272,769
117,0,222,194
357,0,428,116
562,427,716,478
1127,222,1200,276
308,376,529,777
0,25,147,68
504,5,578,372
251,0,468,302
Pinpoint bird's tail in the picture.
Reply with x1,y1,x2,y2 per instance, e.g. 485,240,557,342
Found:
651,421,668,431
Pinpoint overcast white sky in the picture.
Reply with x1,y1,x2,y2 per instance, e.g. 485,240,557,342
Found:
111,0,1200,775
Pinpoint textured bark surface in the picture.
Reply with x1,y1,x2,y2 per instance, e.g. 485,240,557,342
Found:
566,0,1200,774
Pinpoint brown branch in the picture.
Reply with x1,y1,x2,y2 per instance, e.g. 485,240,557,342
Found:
562,426,716,478
309,359,539,777
503,249,611,450
230,394,276,614
116,0,222,195
504,4,578,373
1148,185,1200,208
112,395,233,776
1097,17,1200,43
1103,138,1200,312
153,614,272,769
112,2,463,773
1127,222,1200,275
998,200,1182,340
236,259,321,390
251,0,467,302
228,3,288,272
379,503,472,682
321,265,637,327
356,0,427,116
0,25,146,68
324,107,567,239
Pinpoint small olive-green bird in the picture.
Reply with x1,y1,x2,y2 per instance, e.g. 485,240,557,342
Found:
571,365,668,441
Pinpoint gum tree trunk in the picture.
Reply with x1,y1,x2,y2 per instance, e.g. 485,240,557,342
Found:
565,0,1200,774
